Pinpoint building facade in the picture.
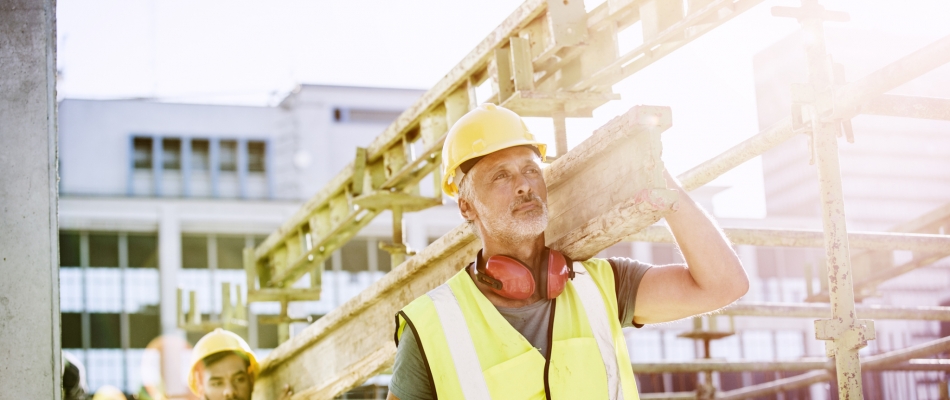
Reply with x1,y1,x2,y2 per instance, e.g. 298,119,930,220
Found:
57,85,448,396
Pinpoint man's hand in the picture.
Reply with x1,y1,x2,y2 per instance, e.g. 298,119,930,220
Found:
632,170,749,325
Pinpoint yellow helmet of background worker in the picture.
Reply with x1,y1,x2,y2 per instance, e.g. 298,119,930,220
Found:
187,328,259,395
92,385,126,400
441,103,547,198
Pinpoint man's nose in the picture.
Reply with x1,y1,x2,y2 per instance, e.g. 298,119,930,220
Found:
223,383,236,399
514,172,532,195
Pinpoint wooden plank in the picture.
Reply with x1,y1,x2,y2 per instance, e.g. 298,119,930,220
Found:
501,90,620,117
860,94,950,121
639,0,684,43
545,0,588,47
250,0,759,289
251,105,676,400
510,37,535,92
253,0,548,262
494,46,516,104
572,0,763,91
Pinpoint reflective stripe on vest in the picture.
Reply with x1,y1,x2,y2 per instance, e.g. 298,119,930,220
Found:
572,262,624,400
428,285,493,399
396,259,640,400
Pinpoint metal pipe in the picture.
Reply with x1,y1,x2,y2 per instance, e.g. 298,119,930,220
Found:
715,336,950,400
630,358,950,374
639,392,697,400
631,359,831,373
812,41,865,400
832,34,950,120
639,393,697,400
719,302,950,321
862,334,950,370
861,94,950,121
627,226,950,253
717,370,832,400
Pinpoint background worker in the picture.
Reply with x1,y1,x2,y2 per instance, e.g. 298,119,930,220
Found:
388,104,749,399
189,328,292,400
91,385,127,400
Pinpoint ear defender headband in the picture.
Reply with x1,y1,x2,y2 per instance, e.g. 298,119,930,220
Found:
473,249,574,300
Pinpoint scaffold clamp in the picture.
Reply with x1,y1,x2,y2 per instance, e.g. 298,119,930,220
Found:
815,318,875,354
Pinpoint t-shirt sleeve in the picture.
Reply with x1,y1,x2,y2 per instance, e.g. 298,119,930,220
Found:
389,325,435,400
607,257,653,328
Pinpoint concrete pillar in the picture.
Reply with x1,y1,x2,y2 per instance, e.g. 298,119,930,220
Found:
0,0,61,398
158,205,187,396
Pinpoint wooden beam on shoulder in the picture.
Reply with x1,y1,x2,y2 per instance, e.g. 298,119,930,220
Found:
251,105,676,400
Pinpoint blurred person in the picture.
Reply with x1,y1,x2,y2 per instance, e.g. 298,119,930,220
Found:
62,351,87,400
92,385,127,400
188,328,292,400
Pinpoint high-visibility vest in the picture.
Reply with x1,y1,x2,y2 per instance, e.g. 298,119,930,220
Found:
395,259,640,400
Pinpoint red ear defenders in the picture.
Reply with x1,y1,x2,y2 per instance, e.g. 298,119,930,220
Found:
472,249,574,300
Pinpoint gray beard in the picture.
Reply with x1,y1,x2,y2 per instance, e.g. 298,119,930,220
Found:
476,193,549,243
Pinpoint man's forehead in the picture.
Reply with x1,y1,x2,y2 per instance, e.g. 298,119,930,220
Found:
475,146,541,171
206,354,249,377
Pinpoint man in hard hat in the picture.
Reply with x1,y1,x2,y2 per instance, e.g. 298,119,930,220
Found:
189,328,292,400
388,104,748,399
91,385,126,400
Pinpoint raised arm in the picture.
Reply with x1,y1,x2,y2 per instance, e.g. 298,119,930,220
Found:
631,170,749,325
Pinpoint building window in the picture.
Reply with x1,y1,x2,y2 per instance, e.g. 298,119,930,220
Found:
89,313,121,348
217,236,247,270
341,238,369,272
133,137,153,169
182,235,209,269
163,138,181,170
377,245,392,272
61,312,83,348
192,139,210,171
128,234,158,268
60,232,82,268
89,233,119,268
334,107,402,124
58,230,161,393
182,234,258,270
129,310,160,348
248,141,266,173
220,140,238,172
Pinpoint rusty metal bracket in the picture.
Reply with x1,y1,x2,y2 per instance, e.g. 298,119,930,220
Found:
815,318,876,357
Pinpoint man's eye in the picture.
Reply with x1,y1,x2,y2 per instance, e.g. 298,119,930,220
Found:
493,172,507,181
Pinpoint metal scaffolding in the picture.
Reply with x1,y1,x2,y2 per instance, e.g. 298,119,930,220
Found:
230,0,950,398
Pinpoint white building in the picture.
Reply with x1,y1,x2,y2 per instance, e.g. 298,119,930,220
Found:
56,84,455,396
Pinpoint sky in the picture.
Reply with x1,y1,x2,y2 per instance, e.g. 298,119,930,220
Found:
56,0,950,219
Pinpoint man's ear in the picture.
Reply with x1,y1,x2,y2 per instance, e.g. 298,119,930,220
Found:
458,195,477,223
193,369,205,396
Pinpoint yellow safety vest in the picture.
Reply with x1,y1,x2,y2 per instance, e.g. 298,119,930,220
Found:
395,259,640,400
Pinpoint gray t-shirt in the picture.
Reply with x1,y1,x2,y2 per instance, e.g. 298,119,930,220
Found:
389,257,652,400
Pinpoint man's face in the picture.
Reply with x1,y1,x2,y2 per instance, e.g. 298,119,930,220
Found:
200,353,252,400
462,146,548,242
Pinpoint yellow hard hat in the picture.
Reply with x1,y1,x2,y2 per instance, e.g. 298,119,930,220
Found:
441,103,547,198
188,328,259,396
92,385,125,400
